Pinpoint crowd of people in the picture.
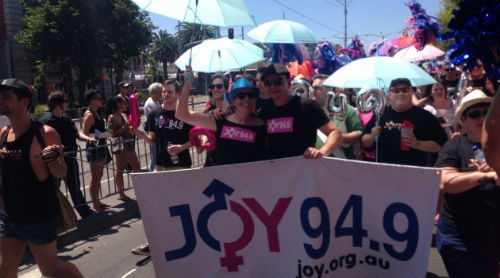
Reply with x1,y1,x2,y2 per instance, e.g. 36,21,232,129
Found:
0,58,498,277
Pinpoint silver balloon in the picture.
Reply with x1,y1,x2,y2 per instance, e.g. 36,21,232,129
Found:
327,92,348,117
356,87,386,116
290,79,312,98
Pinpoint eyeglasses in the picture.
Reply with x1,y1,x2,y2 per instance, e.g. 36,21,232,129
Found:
263,78,285,87
390,87,411,94
234,93,257,100
63,99,69,103
465,109,488,119
312,86,322,91
93,97,103,100
209,84,224,90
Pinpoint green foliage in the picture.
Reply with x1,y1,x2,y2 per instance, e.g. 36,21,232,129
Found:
16,0,154,104
148,30,177,79
33,104,48,120
175,22,216,53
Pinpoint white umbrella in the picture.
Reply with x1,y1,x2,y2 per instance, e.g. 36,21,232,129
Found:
175,38,263,73
132,0,256,27
247,20,318,43
394,45,445,62
323,56,437,90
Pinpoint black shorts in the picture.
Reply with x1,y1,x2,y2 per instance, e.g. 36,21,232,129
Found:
0,215,59,245
85,140,111,163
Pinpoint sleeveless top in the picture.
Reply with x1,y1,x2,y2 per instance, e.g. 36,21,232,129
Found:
214,117,267,165
0,121,59,224
108,113,135,151
86,109,107,146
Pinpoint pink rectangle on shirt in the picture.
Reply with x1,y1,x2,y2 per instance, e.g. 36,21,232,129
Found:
220,126,256,143
267,117,294,134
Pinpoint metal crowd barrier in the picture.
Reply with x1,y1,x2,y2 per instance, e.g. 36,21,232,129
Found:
60,137,206,211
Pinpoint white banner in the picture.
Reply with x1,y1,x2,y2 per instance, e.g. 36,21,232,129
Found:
132,157,440,278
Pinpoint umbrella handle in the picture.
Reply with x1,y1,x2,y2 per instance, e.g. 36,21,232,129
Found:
188,0,200,67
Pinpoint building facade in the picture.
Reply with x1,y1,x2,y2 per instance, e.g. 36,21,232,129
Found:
0,0,33,82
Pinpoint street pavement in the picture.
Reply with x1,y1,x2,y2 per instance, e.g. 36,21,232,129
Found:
18,217,449,277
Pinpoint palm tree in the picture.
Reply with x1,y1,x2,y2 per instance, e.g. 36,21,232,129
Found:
175,22,216,53
149,30,177,79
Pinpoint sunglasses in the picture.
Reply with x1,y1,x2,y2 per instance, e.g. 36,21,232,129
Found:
390,87,411,94
312,86,323,91
209,84,224,90
63,99,69,103
93,97,103,100
263,78,285,87
465,109,488,119
234,93,257,100
444,68,451,72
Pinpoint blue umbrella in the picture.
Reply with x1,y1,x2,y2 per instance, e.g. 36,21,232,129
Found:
323,56,436,90
132,0,256,27
174,38,263,73
247,20,318,43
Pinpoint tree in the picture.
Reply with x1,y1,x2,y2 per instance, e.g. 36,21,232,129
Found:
175,22,216,53
149,30,177,80
16,0,154,105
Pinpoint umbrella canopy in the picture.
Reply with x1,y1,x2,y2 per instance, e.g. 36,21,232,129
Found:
132,0,256,27
323,56,437,89
394,44,445,62
247,20,318,43
175,38,264,73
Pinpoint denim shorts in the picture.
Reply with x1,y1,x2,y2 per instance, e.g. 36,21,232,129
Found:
0,215,59,245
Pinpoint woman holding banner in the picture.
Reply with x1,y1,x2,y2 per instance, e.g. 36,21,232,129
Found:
434,90,499,277
176,68,267,165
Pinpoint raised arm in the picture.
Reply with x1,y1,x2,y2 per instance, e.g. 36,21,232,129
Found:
175,67,217,131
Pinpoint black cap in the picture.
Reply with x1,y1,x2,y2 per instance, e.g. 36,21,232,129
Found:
389,78,412,88
118,81,131,88
0,78,33,98
260,64,290,81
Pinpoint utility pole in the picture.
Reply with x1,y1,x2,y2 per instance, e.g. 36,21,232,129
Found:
344,0,347,47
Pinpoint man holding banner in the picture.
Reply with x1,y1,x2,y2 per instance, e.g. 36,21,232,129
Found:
257,64,342,159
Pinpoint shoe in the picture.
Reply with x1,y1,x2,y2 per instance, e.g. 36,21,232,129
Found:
131,244,150,256
79,209,95,218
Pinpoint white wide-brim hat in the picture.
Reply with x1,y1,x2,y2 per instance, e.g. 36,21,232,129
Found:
455,89,492,125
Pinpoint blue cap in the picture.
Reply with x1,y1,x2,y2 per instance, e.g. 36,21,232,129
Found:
226,77,259,100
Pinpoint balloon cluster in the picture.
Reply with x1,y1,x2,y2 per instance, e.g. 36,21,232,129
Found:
444,0,500,80
270,44,303,65
338,35,366,60
313,42,350,75
356,87,386,116
405,0,439,50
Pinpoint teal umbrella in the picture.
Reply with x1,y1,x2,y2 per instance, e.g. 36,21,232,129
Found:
132,0,256,27
247,20,318,43
323,56,437,90
174,38,263,73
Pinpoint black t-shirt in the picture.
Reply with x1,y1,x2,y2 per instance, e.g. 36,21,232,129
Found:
435,136,500,257
441,79,459,90
214,118,267,165
146,109,193,168
254,98,274,117
39,112,78,153
362,106,448,166
259,95,330,159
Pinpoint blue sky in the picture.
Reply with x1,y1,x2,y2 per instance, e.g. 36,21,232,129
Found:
147,0,441,47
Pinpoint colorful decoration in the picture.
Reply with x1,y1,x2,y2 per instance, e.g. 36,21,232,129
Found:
270,43,303,65
389,29,416,49
313,41,350,75
444,0,500,79
288,60,314,79
368,40,398,57
128,93,141,128
405,0,439,50
338,35,366,60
